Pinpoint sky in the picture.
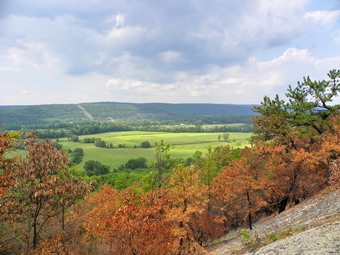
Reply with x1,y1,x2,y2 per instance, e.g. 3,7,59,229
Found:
0,0,339,105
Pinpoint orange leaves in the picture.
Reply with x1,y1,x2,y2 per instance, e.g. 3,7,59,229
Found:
83,166,213,255
84,186,174,255
211,153,263,230
167,165,208,254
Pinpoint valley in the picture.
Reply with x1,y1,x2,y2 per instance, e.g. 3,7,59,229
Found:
58,130,252,170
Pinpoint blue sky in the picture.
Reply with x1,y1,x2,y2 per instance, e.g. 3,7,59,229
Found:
0,0,339,105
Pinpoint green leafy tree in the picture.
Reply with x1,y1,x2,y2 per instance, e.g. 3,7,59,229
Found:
70,148,84,165
222,133,230,142
71,135,79,142
84,160,109,176
253,69,340,141
141,141,151,148
95,138,106,148
83,137,96,143
125,157,148,170
151,140,172,189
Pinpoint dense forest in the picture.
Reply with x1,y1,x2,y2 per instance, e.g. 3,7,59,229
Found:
0,70,339,254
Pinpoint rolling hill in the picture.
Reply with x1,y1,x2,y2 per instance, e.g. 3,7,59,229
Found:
0,102,256,129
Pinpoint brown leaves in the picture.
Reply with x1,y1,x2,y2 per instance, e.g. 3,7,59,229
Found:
1,132,90,253
0,131,20,196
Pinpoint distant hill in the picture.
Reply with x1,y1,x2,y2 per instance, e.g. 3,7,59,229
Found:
0,102,256,128
0,105,26,110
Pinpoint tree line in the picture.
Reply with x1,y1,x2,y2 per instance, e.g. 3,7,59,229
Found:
2,117,253,138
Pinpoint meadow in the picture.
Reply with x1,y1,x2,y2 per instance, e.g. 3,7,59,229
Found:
58,131,252,171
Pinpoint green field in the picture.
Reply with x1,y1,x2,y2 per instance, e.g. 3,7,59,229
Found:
156,123,249,128
58,131,252,171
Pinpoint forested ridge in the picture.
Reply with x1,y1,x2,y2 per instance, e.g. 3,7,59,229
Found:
0,70,339,254
0,102,255,130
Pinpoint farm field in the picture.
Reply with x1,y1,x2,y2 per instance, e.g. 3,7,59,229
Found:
155,123,250,128
58,131,252,171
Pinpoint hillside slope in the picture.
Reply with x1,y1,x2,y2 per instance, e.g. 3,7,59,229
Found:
207,188,340,255
0,102,256,127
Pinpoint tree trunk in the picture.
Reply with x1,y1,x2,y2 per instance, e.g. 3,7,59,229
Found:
246,191,252,230
278,196,289,213
33,214,38,249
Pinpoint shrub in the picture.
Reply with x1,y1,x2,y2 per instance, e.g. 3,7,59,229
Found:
84,160,109,176
240,229,251,246
95,138,106,148
125,157,148,170
141,141,151,148
71,135,79,142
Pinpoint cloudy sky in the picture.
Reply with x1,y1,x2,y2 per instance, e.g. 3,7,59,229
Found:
0,0,339,105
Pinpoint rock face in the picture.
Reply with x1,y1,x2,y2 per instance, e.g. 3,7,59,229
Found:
207,188,340,255
245,221,339,255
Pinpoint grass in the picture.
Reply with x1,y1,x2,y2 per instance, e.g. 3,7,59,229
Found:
156,123,249,128
238,226,308,251
266,226,307,244
58,131,252,171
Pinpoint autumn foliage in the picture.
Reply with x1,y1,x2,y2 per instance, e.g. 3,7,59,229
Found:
0,132,89,254
0,70,339,254
84,186,174,255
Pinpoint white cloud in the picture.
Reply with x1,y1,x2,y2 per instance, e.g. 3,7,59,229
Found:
115,14,125,28
159,51,182,63
304,10,340,25
4,40,61,71
101,48,340,104
0,0,339,105
0,0,322,77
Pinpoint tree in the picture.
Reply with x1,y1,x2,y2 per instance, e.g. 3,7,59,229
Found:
84,186,174,255
70,147,84,165
0,131,21,253
0,132,89,252
0,131,20,196
222,133,230,142
125,157,147,170
95,138,106,148
252,69,340,212
167,164,208,254
71,135,79,142
84,160,109,176
83,137,96,143
151,140,172,189
211,148,264,230
318,115,340,186
141,141,151,148
253,69,340,141
251,136,331,213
